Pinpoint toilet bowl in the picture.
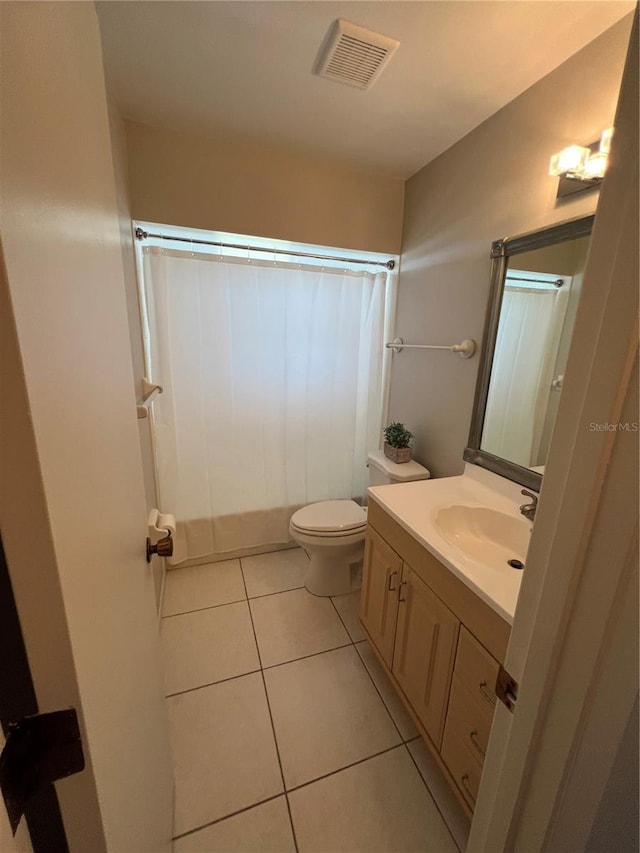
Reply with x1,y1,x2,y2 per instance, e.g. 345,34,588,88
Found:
289,500,367,596
290,451,431,596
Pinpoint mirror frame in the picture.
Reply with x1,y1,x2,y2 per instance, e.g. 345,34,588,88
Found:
464,214,595,491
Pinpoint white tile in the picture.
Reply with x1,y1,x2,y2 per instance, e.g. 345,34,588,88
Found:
289,746,458,853
250,587,349,668
168,673,283,837
355,640,418,741
173,797,295,853
408,738,471,852
162,560,246,616
241,548,309,598
264,645,400,789
331,590,366,642
161,602,259,695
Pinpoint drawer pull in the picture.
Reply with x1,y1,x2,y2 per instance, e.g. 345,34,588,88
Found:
387,570,398,591
469,729,486,758
398,580,408,602
479,680,496,708
460,774,476,806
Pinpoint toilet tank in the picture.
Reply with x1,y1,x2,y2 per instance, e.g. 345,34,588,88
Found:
367,450,431,487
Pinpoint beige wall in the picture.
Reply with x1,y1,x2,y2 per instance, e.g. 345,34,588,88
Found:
108,106,147,391
125,119,404,254
510,236,589,276
108,104,164,607
390,16,633,478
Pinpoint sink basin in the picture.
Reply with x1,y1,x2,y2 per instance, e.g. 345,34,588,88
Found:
433,504,530,570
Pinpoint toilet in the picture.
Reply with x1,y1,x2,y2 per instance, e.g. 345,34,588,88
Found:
289,450,431,596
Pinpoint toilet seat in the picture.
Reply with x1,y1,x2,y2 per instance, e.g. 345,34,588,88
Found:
290,500,367,537
290,522,366,540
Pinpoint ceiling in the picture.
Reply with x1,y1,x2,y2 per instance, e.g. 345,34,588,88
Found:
97,1,633,180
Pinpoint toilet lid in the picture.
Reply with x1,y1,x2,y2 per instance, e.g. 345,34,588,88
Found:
291,500,367,533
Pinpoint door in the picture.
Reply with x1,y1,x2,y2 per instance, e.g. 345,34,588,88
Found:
392,564,459,747
0,4,173,851
360,528,403,666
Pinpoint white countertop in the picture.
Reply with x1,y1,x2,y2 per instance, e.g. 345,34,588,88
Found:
368,464,533,624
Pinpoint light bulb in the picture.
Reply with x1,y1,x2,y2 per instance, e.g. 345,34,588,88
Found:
599,127,614,154
582,151,608,180
549,145,591,177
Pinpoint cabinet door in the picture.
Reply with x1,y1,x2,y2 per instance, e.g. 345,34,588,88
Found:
360,527,402,667
392,564,459,747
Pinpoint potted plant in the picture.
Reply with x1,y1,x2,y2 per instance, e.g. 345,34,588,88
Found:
383,422,414,463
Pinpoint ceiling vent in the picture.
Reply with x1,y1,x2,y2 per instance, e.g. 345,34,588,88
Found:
316,19,399,91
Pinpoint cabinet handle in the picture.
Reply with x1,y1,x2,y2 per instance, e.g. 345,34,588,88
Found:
460,774,476,806
479,680,496,708
398,580,408,602
387,570,398,591
469,729,486,758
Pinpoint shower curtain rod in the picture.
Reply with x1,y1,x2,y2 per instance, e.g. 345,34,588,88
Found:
134,228,395,270
506,275,564,287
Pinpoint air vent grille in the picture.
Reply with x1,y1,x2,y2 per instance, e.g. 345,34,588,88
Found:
317,20,399,90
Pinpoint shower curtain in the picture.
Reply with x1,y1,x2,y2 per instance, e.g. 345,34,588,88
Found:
141,247,391,564
482,281,569,468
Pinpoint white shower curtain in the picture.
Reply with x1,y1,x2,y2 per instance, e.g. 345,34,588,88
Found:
481,283,569,468
142,247,390,564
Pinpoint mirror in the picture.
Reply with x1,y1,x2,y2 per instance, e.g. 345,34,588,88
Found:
464,215,594,490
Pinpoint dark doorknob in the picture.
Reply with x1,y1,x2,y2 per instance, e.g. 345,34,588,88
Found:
146,532,173,563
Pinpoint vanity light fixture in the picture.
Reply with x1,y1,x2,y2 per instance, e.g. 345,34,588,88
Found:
549,127,613,197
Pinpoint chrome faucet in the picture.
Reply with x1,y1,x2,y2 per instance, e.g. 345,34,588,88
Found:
519,489,538,522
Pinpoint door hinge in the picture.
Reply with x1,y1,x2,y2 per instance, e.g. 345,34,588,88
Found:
496,665,519,713
0,708,85,834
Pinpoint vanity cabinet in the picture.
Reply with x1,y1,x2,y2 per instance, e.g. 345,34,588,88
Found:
360,499,510,816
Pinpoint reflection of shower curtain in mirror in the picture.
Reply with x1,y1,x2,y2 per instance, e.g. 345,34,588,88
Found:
142,247,390,564
482,281,570,468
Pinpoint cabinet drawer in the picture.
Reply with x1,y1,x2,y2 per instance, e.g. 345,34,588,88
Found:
455,626,500,713
441,727,482,812
445,675,494,765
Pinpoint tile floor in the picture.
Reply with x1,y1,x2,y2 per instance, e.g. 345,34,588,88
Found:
161,547,470,852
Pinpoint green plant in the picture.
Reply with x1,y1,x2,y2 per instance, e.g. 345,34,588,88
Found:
383,422,413,449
